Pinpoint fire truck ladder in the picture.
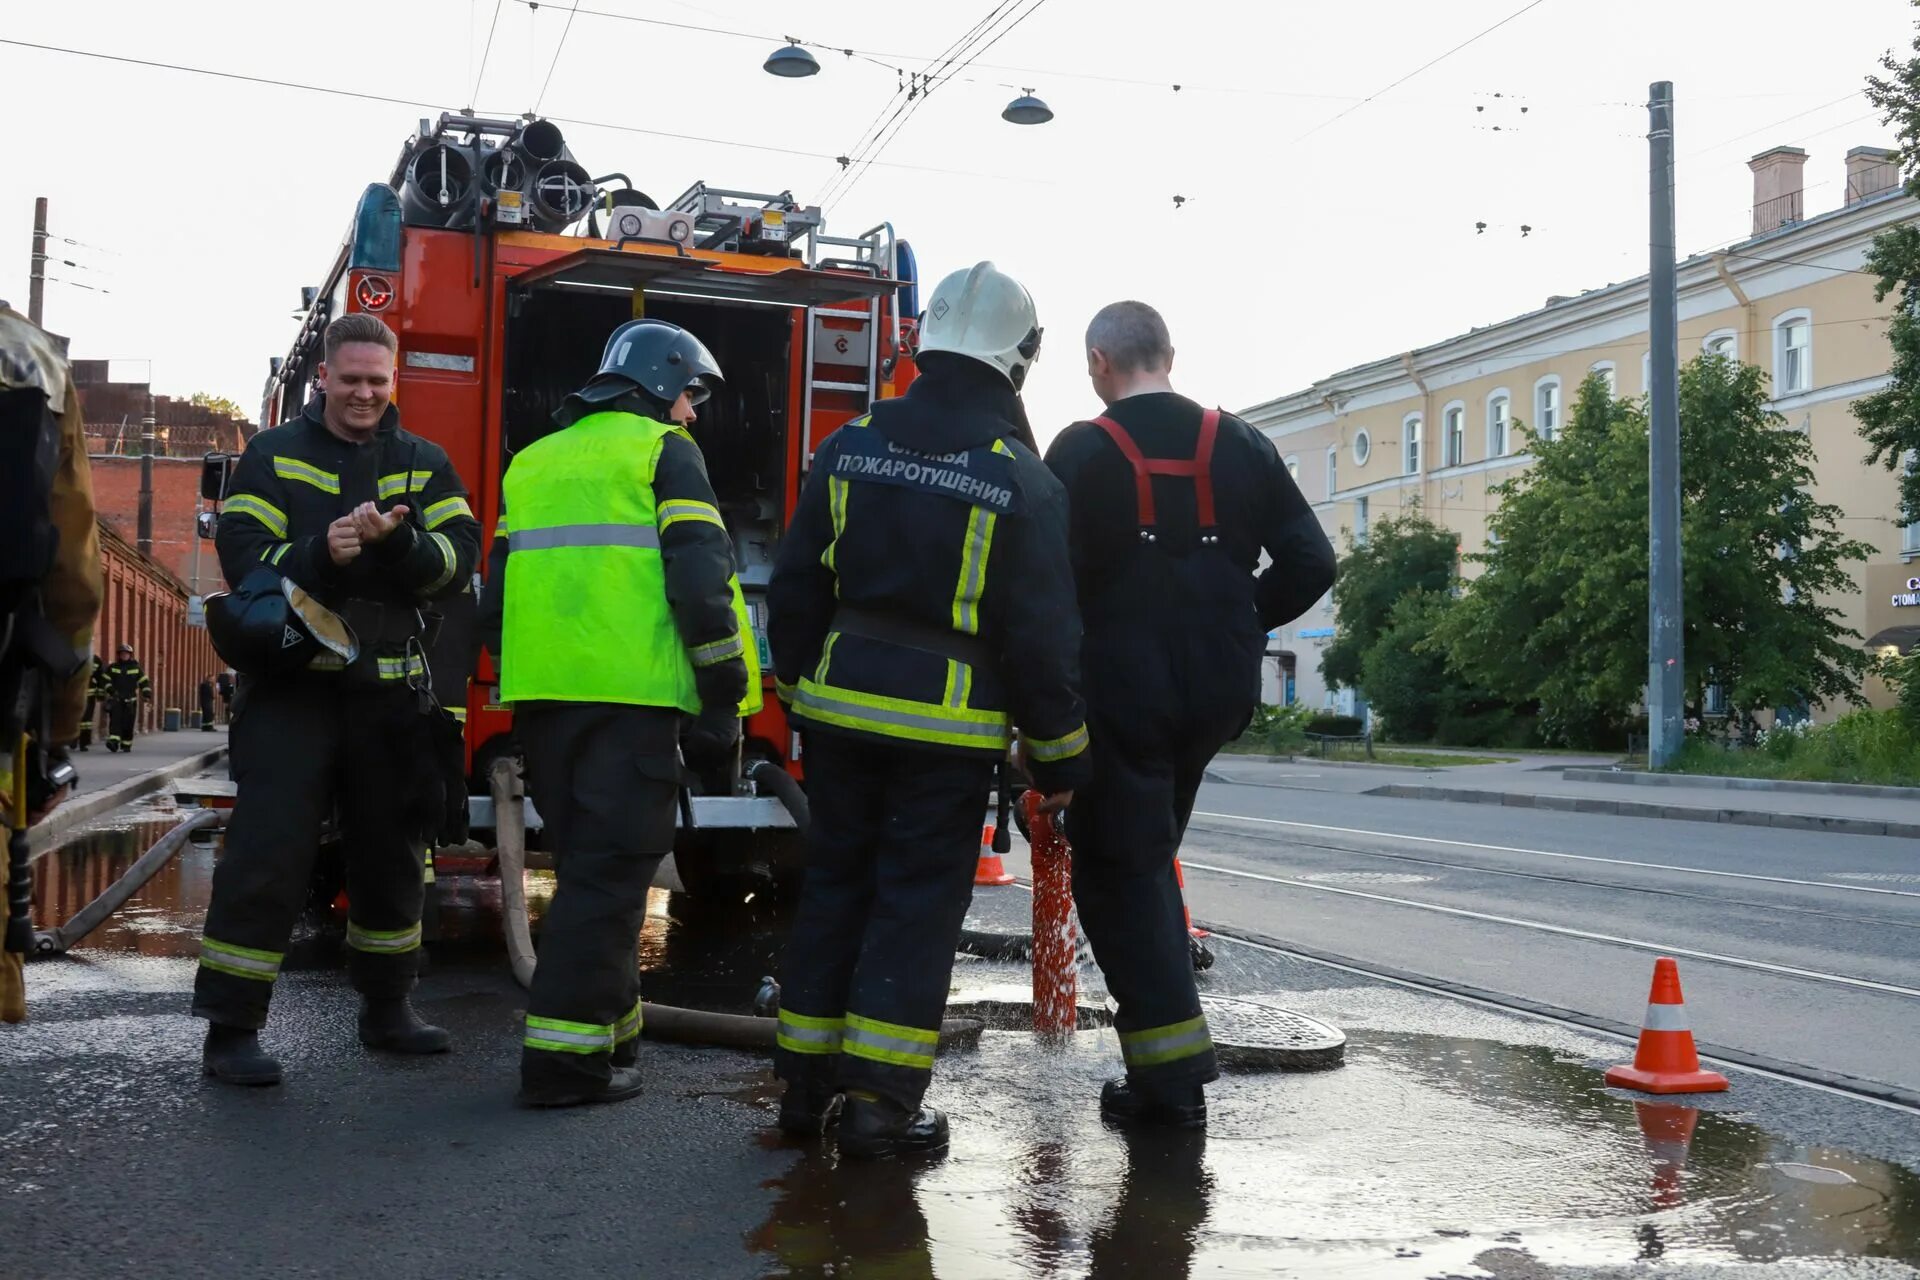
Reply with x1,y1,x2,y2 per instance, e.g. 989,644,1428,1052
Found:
802,223,897,441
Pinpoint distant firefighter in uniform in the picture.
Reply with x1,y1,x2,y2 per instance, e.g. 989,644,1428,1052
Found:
77,655,105,750
1044,300,1335,1128
101,643,151,753
768,262,1090,1158
195,312,481,1086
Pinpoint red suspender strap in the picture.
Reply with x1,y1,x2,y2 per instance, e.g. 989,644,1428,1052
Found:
1192,408,1220,528
1088,409,1222,530
1089,416,1157,525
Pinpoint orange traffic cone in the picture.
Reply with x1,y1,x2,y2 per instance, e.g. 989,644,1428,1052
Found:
1634,1101,1700,1210
1604,958,1729,1094
974,824,1016,887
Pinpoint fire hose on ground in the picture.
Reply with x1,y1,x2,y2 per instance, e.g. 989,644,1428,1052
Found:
27,808,222,957
487,757,983,1053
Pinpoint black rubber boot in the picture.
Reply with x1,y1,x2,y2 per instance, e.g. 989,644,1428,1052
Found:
358,997,452,1054
203,1024,283,1086
837,1092,948,1159
1100,1078,1207,1130
776,1084,843,1138
515,1065,645,1109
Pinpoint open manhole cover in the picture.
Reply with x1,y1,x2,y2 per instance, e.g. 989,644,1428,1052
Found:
1830,873,1920,885
1200,996,1346,1072
1297,871,1433,886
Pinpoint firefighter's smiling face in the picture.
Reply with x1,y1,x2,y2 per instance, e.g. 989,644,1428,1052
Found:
317,342,396,442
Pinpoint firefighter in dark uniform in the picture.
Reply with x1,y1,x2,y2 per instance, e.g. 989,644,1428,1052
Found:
768,262,1090,1158
1044,300,1335,1127
194,312,481,1085
101,643,151,752
77,656,106,750
479,318,754,1108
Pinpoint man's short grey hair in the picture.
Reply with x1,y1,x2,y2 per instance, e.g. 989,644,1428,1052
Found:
1085,300,1173,373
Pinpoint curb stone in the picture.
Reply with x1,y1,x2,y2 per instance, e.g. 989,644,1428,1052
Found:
27,746,228,855
1562,767,1920,802
1367,783,1920,840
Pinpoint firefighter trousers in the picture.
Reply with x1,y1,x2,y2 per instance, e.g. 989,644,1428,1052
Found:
1067,705,1231,1094
774,732,995,1110
192,680,428,1029
516,701,679,1090
78,696,96,747
105,698,137,750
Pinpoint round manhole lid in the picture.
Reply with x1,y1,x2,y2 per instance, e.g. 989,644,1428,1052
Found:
1297,871,1434,885
1200,995,1346,1072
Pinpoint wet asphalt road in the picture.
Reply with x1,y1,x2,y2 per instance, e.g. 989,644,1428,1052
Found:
4,786,1920,1277
1173,766,1920,1108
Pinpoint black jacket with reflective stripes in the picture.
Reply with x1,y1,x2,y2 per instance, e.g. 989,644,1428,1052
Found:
215,398,481,686
768,356,1090,793
102,659,150,701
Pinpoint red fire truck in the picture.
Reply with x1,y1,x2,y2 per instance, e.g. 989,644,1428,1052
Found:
250,112,921,891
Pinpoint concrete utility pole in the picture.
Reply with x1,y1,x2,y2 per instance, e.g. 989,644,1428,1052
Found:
28,197,48,325
1647,82,1684,768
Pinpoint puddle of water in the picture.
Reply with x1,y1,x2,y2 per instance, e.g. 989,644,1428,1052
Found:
748,1030,1920,1278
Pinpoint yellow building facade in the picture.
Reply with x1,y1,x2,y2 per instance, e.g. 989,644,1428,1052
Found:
1243,145,1917,719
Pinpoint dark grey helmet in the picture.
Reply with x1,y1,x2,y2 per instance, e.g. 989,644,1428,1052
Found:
206,568,358,677
576,318,724,408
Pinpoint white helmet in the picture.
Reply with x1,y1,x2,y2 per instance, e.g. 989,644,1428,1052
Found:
917,261,1043,390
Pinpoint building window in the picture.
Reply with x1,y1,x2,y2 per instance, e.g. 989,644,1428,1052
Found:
1590,361,1617,397
1775,311,1812,394
1704,681,1728,716
1443,403,1465,468
1327,444,1339,496
1534,377,1561,442
1403,414,1422,475
1704,329,1738,362
1905,452,1919,554
1487,392,1510,457
1352,429,1372,467
1354,495,1369,545
1285,455,1301,486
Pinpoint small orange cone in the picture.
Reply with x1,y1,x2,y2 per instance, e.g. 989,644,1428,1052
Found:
1605,958,1729,1094
974,824,1015,887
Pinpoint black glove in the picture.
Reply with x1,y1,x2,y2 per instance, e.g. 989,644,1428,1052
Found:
683,706,741,769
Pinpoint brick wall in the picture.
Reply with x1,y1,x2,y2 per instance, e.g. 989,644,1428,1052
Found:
95,522,223,734
87,456,221,594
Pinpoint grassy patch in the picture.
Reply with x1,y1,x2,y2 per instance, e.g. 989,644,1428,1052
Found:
1370,749,1517,768
1666,710,1920,788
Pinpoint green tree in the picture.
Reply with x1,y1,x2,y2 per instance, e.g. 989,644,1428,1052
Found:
1441,363,1874,744
1857,23,1920,524
1321,507,1458,692
189,391,246,419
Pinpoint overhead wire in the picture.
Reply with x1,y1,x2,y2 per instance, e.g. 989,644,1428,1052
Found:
828,0,1055,209
534,0,580,113
471,0,505,105
1291,0,1554,144
0,37,1051,185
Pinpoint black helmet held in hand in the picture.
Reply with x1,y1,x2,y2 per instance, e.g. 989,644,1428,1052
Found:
206,568,359,677
575,318,724,408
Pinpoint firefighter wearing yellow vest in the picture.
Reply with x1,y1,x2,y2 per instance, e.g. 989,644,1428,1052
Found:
767,262,1090,1158
481,318,754,1108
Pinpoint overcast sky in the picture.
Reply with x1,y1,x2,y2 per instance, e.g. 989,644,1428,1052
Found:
3,0,1911,441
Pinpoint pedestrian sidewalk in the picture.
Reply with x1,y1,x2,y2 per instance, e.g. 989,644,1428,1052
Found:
31,725,228,852
1206,753,1920,839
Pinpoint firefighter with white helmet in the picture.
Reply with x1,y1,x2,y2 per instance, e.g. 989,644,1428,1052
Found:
767,261,1090,1157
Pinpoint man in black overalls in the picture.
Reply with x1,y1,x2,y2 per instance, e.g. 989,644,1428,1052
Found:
1044,300,1335,1127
